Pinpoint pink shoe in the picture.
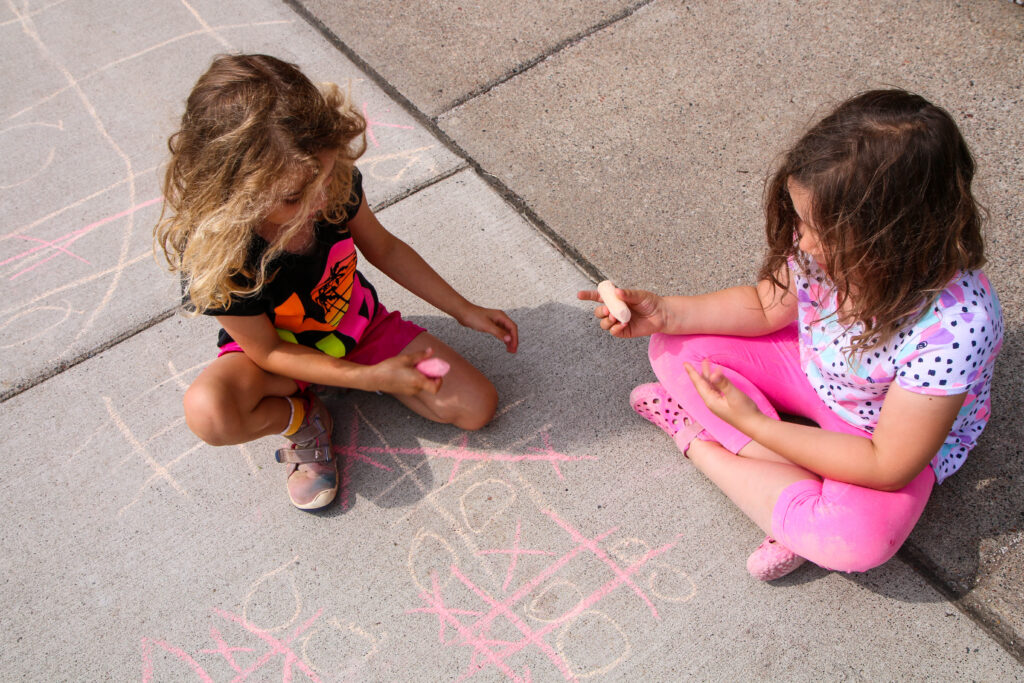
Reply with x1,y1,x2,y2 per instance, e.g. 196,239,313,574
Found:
746,536,806,581
276,391,338,511
629,382,704,453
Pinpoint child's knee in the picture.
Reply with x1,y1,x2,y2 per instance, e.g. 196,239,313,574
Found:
449,381,499,431
784,528,902,574
649,333,718,373
827,536,901,574
183,384,240,446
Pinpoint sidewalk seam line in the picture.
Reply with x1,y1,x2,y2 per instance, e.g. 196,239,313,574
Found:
440,0,657,114
370,162,469,213
282,0,608,284
897,543,1024,663
0,308,176,404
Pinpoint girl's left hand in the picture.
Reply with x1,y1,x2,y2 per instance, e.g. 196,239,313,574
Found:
684,359,763,430
459,305,519,353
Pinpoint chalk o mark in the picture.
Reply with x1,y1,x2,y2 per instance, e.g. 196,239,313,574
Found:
0,121,62,189
0,301,72,348
408,529,458,595
556,610,631,679
609,538,697,604
300,618,386,677
647,564,698,604
243,556,302,633
526,579,584,624
459,478,516,533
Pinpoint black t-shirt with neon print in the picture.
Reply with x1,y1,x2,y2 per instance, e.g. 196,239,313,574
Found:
204,169,382,358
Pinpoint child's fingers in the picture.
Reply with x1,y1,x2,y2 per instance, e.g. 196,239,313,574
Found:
683,362,711,395
577,289,600,302
408,346,435,364
493,311,519,351
420,376,442,395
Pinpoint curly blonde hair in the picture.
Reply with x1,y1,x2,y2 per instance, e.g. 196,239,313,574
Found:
760,89,985,358
154,54,367,313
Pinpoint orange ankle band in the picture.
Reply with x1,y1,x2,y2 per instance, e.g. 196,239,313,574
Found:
282,397,306,436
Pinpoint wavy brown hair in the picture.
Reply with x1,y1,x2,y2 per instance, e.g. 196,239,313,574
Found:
760,89,985,357
154,54,366,313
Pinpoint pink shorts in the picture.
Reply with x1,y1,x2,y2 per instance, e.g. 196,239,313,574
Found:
649,325,935,573
217,305,425,390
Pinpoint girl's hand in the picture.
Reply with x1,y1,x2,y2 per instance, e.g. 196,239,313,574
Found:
363,348,443,396
576,287,666,338
458,305,519,353
684,359,763,430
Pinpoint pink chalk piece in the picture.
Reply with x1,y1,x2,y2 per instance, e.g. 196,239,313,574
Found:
416,357,450,378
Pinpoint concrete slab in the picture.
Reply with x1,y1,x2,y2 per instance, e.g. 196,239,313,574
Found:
0,0,461,399
431,0,1024,653
3,0,1024,676
2,169,1021,680
293,0,646,117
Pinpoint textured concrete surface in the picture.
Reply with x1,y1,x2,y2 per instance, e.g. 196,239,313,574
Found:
302,0,1024,659
2,0,1023,679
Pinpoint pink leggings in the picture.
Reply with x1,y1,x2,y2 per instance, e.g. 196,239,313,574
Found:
648,325,935,573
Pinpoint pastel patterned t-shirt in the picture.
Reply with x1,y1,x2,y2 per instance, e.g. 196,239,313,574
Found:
792,258,1003,483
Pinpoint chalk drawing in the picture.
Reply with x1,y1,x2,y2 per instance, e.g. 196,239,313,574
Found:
0,120,62,188
359,145,440,183
460,478,517,533
243,556,303,633
409,528,459,594
1,196,161,280
555,610,630,679
0,300,73,348
141,557,390,681
362,102,414,148
477,519,556,592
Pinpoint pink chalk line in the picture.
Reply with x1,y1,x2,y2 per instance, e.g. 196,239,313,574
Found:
408,512,681,681
3,195,162,279
141,607,323,682
408,572,534,683
477,519,556,592
332,414,595,509
362,102,414,148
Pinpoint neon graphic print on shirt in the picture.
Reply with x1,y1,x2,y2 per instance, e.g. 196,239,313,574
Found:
268,239,375,357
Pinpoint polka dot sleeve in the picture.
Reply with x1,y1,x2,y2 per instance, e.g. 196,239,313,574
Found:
894,282,1002,396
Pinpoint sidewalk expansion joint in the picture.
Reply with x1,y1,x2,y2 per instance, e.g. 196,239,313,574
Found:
370,162,470,213
898,542,1024,664
0,308,176,404
440,0,657,115
283,0,611,287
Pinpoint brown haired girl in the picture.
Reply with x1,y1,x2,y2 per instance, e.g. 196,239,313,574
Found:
580,90,1002,580
155,54,517,511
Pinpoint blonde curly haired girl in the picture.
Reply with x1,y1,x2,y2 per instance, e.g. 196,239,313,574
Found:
156,54,518,511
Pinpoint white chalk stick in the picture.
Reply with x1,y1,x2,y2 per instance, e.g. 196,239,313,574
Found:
416,357,450,378
597,280,631,323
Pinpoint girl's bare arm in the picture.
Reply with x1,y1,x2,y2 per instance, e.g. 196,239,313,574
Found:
687,361,964,490
347,198,518,352
217,313,439,396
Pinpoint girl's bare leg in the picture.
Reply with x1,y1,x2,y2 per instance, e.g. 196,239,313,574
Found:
184,352,300,445
685,437,820,535
390,332,498,431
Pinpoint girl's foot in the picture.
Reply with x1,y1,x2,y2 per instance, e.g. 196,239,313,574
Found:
275,392,338,510
629,382,705,454
746,536,806,581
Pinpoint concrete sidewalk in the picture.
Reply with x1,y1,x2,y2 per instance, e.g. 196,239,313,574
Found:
1,0,1022,679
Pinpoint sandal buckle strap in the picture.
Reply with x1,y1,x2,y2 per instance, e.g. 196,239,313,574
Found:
287,415,327,445
275,445,332,464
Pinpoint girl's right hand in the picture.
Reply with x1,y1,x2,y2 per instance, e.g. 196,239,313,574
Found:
576,287,666,338
362,348,442,396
